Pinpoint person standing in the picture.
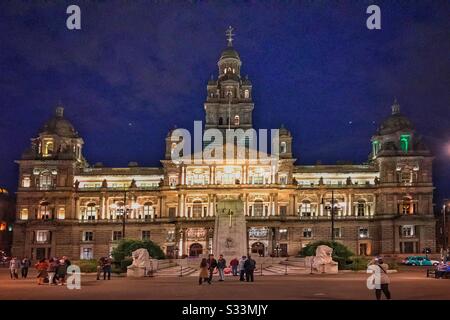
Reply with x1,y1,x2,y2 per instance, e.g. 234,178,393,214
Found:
9,257,21,280
35,258,49,285
368,257,391,300
56,258,68,286
21,257,31,279
47,258,58,285
207,254,218,284
217,255,227,281
238,256,247,281
230,257,239,276
103,256,112,280
198,258,209,285
244,255,256,282
97,257,105,280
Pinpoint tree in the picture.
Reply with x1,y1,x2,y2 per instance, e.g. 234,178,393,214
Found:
111,239,165,263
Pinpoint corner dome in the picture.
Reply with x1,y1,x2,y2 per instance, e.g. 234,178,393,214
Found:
219,47,240,60
40,107,79,138
377,100,414,135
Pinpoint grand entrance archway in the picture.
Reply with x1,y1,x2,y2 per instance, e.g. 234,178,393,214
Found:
251,242,265,257
189,243,203,257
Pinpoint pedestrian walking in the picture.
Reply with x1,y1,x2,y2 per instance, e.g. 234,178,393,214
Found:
198,258,209,285
35,258,49,285
244,255,256,282
207,254,218,284
9,257,21,280
47,258,58,285
368,257,391,300
21,257,31,279
217,255,227,281
230,257,239,276
238,256,247,281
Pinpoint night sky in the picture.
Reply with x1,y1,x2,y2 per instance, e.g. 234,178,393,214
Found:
0,1,449,207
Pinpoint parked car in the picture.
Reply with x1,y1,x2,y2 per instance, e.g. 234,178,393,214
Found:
402,256,439,266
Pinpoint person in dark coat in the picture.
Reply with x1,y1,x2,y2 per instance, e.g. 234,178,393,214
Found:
244,255,256,282
207,254,218,284
103,257,112,280
217,255,227,281
21,257,31,279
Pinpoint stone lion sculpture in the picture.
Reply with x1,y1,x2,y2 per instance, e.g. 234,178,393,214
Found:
312,245,338,273
127,248,153,277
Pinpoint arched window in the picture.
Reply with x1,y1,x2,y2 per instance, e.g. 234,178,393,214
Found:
280,142,287,154
234,115,240,126
224,68,227,74
192,201,202,218
254,200,264,216
300,200,311,217
86,203,97,220
218,117,223,125
244,89,249,99
357,200,366,216
143,202,154,219
43,139,54,156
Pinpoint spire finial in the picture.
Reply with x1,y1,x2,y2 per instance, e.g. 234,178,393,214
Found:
225,26,234,47
391,97,400,115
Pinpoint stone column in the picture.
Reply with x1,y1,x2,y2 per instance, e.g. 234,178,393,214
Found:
348,193,353,216
75,197,81,220
101,194,106,220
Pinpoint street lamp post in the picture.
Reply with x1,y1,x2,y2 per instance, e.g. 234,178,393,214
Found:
110,187,140,240
443,203,448,261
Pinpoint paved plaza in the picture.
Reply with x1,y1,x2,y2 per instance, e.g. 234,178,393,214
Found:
0,267,449,300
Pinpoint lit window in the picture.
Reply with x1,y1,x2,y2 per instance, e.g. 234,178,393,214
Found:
234,115,240,126
192,201,202,218
0,222,6,231
39,202,51,220
400,134,410,152
20,208,29,220
86,203,97,220
303,228,313,238
83,231,94,242
167,230,175,242
253,200,264,216
300,201,312,217
372,140,380,157
244,89,249,99
279,175,287,185
401,197,413,215
43,140,54,156
81,247,93,260
359,227,369,238
39,172,53,190
57,208,65,220
401,225,415,237
280,142,287,154
22,176,31,188
224,68,227,74
143,202,154,219
279,228,288,240
36,230,50,243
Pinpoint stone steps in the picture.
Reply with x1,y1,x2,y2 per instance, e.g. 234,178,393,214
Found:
154,265,197,277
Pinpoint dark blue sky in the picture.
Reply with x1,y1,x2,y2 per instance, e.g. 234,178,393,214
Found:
1,1,449,206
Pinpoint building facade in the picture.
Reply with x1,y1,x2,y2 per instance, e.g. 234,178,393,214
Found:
12,32,436,261
0,188,15,255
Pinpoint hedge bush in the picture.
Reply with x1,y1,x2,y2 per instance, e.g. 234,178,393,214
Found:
72,259,98,273
111,239,165,264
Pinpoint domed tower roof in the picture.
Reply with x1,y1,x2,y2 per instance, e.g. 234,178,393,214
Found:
39,106,80,138
220,46,240,60
377,99,414,135
279,124,291,136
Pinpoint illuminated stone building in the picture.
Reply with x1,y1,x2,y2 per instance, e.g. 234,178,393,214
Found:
12,31,436,260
